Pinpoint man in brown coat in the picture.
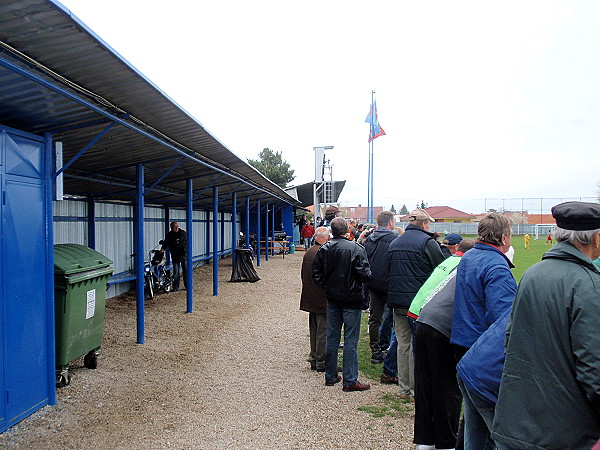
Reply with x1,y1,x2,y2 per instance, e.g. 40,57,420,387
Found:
300,226,330,371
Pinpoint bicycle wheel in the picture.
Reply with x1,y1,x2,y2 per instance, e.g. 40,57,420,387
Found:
162,269,173,293
144,275,154,299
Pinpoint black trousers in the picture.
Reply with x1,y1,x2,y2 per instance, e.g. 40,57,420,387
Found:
414,322,462,449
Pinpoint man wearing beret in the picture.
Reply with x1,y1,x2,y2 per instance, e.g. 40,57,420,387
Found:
492,201,600,450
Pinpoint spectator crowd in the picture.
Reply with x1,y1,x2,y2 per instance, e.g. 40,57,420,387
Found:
299,202,600,450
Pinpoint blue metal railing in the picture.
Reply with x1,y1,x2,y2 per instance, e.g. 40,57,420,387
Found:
106,249,234,286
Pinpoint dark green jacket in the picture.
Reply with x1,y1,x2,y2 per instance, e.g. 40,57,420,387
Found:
492,241,600,449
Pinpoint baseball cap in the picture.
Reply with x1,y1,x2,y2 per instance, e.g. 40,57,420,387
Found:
324,206,340,219
408,209,435,222
443,233,463,245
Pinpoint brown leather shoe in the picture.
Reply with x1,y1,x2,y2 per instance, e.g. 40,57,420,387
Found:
342,381,371,392
380,373,399,384
325,375,342,386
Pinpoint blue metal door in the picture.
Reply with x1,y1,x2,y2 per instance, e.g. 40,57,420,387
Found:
0,127,52,433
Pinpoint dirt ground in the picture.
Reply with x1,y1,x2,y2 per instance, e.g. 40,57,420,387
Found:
0,252,414,449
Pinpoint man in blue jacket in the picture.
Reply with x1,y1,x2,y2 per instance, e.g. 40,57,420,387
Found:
450,213,516,360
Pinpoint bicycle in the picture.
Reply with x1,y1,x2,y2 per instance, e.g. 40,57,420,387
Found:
130,252,157,300
148,241,174,295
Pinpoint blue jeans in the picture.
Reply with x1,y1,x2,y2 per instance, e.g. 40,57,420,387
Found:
172,258,187,291
378,306,394,351
325,303,362,386
457,375,498,450
382,329,397,377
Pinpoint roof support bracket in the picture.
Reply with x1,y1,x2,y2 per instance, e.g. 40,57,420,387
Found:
54,122,116,179
144,157,185,195
193,173,224,201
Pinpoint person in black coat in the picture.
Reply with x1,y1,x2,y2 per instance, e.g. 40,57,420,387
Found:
159,221,187,291
313,217,371,392
364,211,398,363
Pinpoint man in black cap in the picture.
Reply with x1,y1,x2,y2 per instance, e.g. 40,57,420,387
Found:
492,201,600,450
317,205,340,228
440,233,463,258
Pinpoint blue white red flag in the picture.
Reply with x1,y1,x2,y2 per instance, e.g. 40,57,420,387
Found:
365,100,386,142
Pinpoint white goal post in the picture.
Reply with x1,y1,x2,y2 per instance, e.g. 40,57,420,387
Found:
533,224,555,240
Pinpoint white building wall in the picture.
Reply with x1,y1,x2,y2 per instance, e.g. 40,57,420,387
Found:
53,199,238,297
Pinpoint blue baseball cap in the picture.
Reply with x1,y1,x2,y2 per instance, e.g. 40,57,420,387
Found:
443,233,463,245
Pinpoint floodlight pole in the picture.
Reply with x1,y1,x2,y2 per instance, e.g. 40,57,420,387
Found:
313,146,334,218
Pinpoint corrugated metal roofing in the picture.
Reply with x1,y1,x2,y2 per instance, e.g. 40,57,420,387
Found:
0,0,299,209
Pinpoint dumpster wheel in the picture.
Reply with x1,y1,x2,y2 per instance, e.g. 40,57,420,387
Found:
56,370,71,388
84,350,99,369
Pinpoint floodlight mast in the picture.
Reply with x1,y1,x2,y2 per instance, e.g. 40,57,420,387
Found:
313,146,334,220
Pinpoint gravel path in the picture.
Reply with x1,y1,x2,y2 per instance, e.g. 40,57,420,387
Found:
1,252,414,449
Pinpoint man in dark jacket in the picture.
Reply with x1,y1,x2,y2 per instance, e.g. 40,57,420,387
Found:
300,227,330,372
492,201,600,450
387,209,445,398
159,221,187,291
364,210,398,363
313,217,371,392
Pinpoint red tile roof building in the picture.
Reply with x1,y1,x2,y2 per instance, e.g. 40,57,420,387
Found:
398,206,475,223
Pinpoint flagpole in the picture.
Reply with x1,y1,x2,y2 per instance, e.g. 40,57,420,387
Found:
367,130,371,223
369,90,376,223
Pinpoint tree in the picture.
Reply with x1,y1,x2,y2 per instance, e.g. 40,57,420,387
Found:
400,204,409,215
511,212,528,224
247,147,295,188
390,204,397,213
416,200,428,210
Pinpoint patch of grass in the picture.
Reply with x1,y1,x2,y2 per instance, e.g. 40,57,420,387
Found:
357,393,413,419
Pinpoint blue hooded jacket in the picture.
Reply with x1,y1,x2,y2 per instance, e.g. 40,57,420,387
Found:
450,242,516,348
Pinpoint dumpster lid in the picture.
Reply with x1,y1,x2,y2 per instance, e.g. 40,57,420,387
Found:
54,244,113,275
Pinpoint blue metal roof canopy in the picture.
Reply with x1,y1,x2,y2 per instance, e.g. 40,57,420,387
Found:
0,0,300,210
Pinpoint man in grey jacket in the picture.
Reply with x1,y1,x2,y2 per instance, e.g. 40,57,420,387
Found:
492,201,600,450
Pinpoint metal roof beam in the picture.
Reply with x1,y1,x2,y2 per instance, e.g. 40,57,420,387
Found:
52,117,120,134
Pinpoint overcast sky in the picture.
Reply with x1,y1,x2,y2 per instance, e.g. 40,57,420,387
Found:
58,0,600,214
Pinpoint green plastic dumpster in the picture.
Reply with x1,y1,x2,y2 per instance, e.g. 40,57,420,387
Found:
53,244,113,387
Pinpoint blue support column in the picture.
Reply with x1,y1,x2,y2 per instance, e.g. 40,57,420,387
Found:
256,200,261,267
45,133,57,405
245,196,250,248
186,179,193,313
87,196,96,249
265,202,269,261
164,205,171,267
205,210,210,260
133,163,145,344
220,212,225,256
213,186,219,296
271,205,276,256
232,192,237,266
